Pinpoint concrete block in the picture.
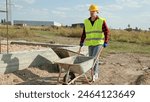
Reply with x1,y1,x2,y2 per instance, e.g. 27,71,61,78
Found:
11,41,88,58
10,41,75,48
0,48,60,74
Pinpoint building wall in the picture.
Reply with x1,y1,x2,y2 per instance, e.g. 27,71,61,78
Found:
72,23,84,28
13,20,61,27
54,22,61,27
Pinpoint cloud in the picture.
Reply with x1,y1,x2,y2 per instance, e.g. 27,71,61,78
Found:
141,0,150,5
13,7,50,20
56,7,71,11
0,1,6,10
97,0,144,14
32,8,49,14
74,4,90,11
14,4,23,9
116,0,142,8
51,10,67,18
22,0,36,4
51,4,90,18
101,4,123,12
29,8,50,19
100,0,146,18
138,11,150,21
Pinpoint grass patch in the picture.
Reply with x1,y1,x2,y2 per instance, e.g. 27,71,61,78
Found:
0,25,150,54
104,41,150,54
56,26,82,37
0,26,35,38
111,29,150,44
1,25,150,44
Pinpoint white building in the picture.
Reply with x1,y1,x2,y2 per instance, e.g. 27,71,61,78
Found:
13,20,61,27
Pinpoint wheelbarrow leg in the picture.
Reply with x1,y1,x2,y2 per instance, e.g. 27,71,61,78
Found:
64,66,71,85
68,74,82,85
57,65,62,84
68,73,93,85
84,74,93,84
91,68,94,82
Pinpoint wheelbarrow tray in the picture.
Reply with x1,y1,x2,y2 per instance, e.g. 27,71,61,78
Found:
55,56,94,75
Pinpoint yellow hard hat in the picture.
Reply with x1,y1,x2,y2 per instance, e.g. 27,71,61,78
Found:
89,4,99,12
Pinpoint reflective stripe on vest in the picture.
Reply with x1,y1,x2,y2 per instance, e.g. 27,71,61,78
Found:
86,31,103,34
86,38,104,41
84,17,105,46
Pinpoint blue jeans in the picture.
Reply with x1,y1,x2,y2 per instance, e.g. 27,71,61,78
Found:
88,45,102,75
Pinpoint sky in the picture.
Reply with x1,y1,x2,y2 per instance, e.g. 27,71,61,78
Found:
0,0,150,30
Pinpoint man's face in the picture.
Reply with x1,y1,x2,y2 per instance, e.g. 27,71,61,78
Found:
90,11,97,17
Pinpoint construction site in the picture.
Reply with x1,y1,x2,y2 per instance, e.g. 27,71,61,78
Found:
0,0,150,85
0,38,150,85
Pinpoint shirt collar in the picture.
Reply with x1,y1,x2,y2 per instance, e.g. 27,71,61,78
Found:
88,16,99,21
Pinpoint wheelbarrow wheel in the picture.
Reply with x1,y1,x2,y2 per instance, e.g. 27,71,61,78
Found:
63,72,75,85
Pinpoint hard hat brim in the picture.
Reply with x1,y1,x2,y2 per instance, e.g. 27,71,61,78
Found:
89,10,99,13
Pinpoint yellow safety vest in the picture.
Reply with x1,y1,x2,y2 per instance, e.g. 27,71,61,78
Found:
84,17,105,46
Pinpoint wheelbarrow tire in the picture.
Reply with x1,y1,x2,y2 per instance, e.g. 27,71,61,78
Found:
63,72,75,84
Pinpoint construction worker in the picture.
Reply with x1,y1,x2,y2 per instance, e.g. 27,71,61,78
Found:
80,4,110,82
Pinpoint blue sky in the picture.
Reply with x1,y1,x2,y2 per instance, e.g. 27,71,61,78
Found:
0,0,150,30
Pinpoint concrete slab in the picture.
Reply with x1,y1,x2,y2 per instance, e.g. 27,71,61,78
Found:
1,40,27,45
10,41,88,58
10,41,76,48
0,48,60,74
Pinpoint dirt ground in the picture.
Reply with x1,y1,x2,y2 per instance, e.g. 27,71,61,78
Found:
0,44,150,85
0,44,48,53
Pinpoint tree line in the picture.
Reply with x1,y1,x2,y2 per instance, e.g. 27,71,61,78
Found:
125,24,150,32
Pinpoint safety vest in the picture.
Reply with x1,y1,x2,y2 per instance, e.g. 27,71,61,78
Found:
84,17,105,46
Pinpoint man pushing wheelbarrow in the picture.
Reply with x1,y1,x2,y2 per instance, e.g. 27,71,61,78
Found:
79,4,110,82
55,4,110,85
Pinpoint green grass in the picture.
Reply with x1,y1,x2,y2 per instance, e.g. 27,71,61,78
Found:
0,26,35,38
1,26,150,44
0,25,150,54
111,29,150,44
104,41,150,54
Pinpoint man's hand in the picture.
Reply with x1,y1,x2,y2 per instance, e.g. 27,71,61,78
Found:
80,42,83,47
103,42,108,48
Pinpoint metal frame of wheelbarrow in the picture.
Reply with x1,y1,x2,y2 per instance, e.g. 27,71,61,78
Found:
56,46,103,85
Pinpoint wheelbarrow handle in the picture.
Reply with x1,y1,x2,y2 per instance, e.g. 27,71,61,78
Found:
92,46,104,68
77,46,81,55
90,46,103,81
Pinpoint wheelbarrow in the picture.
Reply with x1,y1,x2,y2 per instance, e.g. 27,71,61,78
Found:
55,46,103,85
